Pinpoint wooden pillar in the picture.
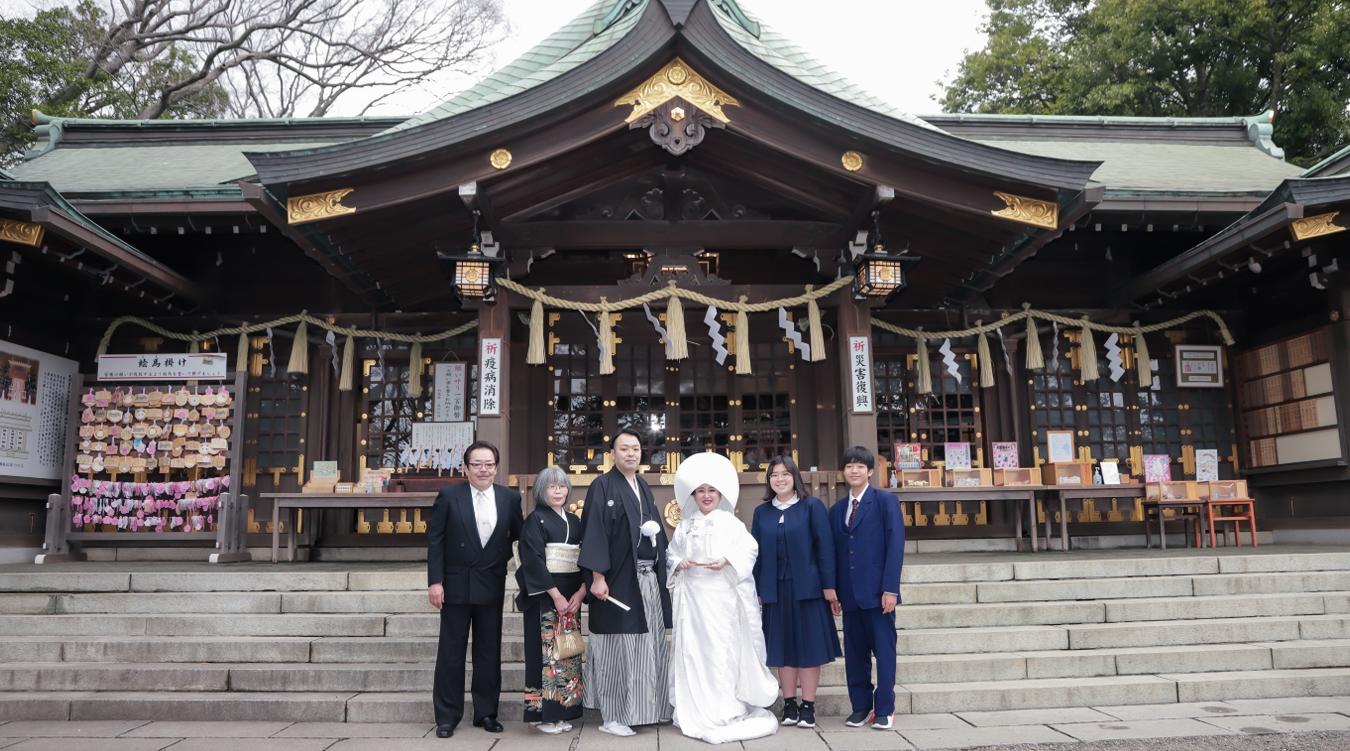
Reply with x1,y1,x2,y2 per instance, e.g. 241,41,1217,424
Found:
476,295,512,472
835,288,878,459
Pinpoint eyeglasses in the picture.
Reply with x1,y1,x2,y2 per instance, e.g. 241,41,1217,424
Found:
467,461,497,470
768,472,793,480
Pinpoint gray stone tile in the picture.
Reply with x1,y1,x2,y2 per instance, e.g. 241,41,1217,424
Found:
885,714,969,731
2,740,172,751
1200,713,1350,734
327,739,489,751
1222,697,1350,714
1095,701,1244,720
743,728,826,749
653,725,709,751
0,739,23,750
1052,718,1235,741
166,741,333,751
274,723,431,738
817,730,914,750
957,707,1116,726
121,721,293,738
899,725,1073,750
0,721,148,737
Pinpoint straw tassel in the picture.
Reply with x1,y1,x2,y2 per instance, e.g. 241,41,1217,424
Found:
287,319,309,374
666,284,688,360
598,298,615,375
916,334,933,394
1134,323,1153,388
526,297,545,365
189,337,200,354
235,333,250,373
1023,305,1044,370
408,341,424,398
976,324,995,388
338,335,355,391
806,285,825,362
1078,317,1099,382
734,296,752,375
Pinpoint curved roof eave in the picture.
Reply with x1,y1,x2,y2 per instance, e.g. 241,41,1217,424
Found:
247,0,1098,193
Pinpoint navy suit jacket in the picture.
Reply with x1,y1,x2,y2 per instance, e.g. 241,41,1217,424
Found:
750,496,836,603
829,485,905,612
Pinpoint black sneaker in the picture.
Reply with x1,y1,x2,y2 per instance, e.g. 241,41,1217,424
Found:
797,701,816,728
871,714,893,730
780,698,799,726
845,710,870,727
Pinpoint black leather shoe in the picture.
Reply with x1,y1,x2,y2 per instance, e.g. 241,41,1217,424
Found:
474,716,504,733
435,725,454,738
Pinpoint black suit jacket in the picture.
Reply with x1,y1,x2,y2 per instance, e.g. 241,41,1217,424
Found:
426,482,523,605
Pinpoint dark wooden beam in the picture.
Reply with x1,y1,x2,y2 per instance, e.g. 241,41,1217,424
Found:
954,184,1105,302
495,220,843,249
28,207,211,305
1113,201,1304,305
71,199,257,216
238,181,386,307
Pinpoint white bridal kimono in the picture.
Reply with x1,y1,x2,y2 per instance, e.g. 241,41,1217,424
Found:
667,453,779,744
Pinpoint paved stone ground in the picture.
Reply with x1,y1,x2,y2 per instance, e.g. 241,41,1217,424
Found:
1,697,1348,750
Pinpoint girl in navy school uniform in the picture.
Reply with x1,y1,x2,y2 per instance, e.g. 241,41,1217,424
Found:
750,455,842,729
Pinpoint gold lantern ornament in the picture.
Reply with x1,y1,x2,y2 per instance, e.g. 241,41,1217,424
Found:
853,209,919,299
437,209,504,300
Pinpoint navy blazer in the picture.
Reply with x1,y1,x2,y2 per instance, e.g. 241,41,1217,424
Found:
829,485,905,612
426,482,523,605
751,496,836,603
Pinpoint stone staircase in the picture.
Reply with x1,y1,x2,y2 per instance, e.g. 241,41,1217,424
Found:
1,547,1349,722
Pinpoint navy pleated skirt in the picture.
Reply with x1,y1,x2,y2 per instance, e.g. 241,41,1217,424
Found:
762,573,842,668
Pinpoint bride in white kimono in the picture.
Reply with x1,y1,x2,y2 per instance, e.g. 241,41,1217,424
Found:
667,452,779,744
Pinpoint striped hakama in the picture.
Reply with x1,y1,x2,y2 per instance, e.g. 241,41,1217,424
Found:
583,562,672,725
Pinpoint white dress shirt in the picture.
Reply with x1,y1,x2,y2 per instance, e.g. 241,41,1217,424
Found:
845,489,865,526
471,485,497,547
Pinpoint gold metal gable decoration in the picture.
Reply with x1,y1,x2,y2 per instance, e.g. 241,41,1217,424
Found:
287,188,356,225
0,218,44,247
615,58,740,124
991,191,1058,229
1290,211,1346,241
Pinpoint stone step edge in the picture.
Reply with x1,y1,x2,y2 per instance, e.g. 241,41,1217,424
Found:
4,667,1350,714
5,550,1350,591
2,589,1345,616
0,612,1347,641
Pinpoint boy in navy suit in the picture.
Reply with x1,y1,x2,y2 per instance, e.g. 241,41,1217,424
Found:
829,445,905,729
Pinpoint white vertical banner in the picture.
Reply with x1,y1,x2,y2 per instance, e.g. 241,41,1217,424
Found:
478,338,502,417
849,336,874,414
433,362,467,422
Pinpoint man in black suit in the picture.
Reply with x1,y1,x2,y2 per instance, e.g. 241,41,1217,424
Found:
427,440,522,738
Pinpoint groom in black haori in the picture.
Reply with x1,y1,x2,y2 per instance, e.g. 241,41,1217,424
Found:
578,428,673,736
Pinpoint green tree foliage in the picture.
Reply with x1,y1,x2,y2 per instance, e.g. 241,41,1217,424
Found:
0,1,226,165
941,0,1350,165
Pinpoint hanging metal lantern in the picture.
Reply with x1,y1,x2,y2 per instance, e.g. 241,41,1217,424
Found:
437,209,504,299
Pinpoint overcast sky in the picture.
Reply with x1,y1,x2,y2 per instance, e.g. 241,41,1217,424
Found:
364,0,990,118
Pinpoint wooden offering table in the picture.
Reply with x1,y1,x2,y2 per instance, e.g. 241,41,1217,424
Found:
1049,484,1147,551
262,492,437,563
897,486,1042,552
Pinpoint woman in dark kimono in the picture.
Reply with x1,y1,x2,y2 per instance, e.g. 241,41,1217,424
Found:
516,465,587,734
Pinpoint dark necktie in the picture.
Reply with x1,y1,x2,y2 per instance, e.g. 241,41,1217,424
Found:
848,496,861,529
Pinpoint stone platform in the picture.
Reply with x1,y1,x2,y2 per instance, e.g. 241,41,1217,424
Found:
0,546,1349,724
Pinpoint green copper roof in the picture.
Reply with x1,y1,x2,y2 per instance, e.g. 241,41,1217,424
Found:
966,140,1300,194
386,0,642,133
389,0,932,134
1303,143,1350,177
9,143,339,195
